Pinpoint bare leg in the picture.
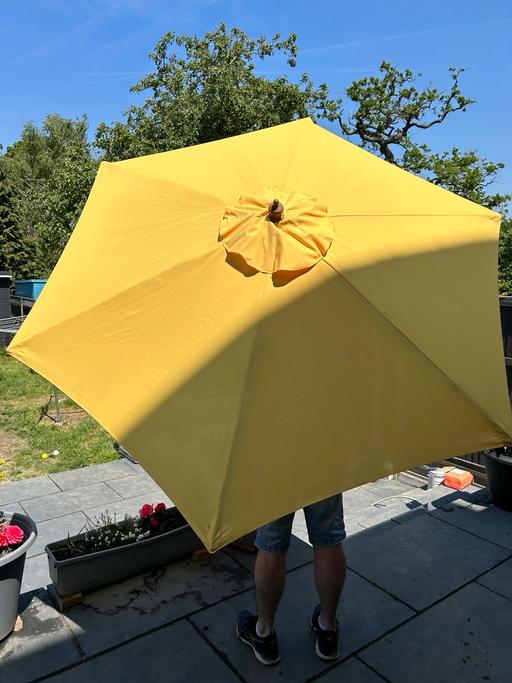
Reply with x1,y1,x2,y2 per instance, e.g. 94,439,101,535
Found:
254,550,286,636
313,544,347,630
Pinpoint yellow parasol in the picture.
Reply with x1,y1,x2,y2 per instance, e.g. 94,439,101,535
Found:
8,118,512,551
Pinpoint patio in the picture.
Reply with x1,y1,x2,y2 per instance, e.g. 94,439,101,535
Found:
0,459,511,682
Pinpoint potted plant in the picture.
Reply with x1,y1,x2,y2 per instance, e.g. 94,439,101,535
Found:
0,511,38,640
45,502,203,606
483,448,512,512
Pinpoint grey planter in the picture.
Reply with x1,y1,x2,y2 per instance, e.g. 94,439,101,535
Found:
0,512,38,641
484,449,512,512
45,521,203,598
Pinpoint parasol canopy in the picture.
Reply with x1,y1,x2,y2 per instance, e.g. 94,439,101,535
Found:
8,118,512,551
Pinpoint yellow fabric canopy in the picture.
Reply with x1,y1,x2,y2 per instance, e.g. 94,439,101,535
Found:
8,118,512,552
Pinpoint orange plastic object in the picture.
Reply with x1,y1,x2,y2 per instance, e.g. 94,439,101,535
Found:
444,468,474,490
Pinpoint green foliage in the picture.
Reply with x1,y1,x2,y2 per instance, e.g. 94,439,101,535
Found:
333,60,509,211
402,145,511,213
334,61,473,164
96,23,339,160
0,165,39,278
499,218,512,294
334,60,511,290
1,114,98,277
0,28,510,292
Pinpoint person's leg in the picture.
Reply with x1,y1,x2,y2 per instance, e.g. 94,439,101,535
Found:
313,543,347,630
305,494,347,659
236,513,293,665
254,550,287,636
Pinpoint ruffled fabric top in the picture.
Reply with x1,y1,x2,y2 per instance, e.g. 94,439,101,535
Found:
219,188,334,273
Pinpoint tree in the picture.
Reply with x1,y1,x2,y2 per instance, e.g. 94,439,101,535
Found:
333,61,473,165
3,29,510,290
1,114,98,276
332,61,510,208
499,219,512,294
96,23,338,160
0,164,39,278
401,146,510,213
332,61,511,290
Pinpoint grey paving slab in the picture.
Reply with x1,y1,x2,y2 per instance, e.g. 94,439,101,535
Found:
356,500,425,529
343,486,382,509
26,511,88,558
317,657,386,682
397,470,428,488
407,483,487,510
63,551,252,656
292,508,364,542
0,502,24,515
360,582,512,683
362,477,412,498
0,591,80,683
0,475,60,505
20,482,122,522
191,566,413,683
477,557,512,601
106,472,161,498
48,459,133,490
83,491,173,524
49,619,239,683
344,513,510,610
429,495,512,550
21,553,51,592
122,460,145,474
356,484,488,529
225,534,313,573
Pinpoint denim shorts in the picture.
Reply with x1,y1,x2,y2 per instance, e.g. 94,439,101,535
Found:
255,494,346,554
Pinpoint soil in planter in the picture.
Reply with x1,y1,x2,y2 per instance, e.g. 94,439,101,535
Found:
0,541,24,559
51,507,188,561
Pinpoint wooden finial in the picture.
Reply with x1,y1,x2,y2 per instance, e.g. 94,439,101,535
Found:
268,198,284,222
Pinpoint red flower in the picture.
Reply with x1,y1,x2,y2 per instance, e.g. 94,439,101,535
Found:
139,504,154,518
149,517,160,528
0,530,8,547
154,503,166,513
4,525,24,545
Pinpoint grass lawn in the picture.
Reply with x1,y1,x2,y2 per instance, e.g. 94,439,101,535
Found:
0,349,118,482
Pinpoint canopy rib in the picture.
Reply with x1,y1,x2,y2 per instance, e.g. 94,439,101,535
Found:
321,258,512,443
8,244,222,350
105,160,228,208
283,118,311,190
328,213,501,219
207,276,268,549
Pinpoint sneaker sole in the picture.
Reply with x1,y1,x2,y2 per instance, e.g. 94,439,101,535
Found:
310,619,339,661
236,625,281,666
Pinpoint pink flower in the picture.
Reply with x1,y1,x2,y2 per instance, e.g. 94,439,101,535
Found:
0,530,8,547
4,525,24,545
139,504,154,519
154,503,166,513
149,517,160,528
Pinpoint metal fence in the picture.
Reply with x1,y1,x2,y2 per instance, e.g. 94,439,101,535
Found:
0,315,26,348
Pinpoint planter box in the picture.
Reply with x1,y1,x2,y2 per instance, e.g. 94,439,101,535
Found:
0,512,38,641
484,450,512,512
45,521,203,600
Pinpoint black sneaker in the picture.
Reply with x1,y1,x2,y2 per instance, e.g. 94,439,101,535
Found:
236,611,280,665
310,604,339,661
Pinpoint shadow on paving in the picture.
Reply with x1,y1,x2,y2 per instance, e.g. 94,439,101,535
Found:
0,485,511,683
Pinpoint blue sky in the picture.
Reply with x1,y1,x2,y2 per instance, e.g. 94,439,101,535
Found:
1,0,511,192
